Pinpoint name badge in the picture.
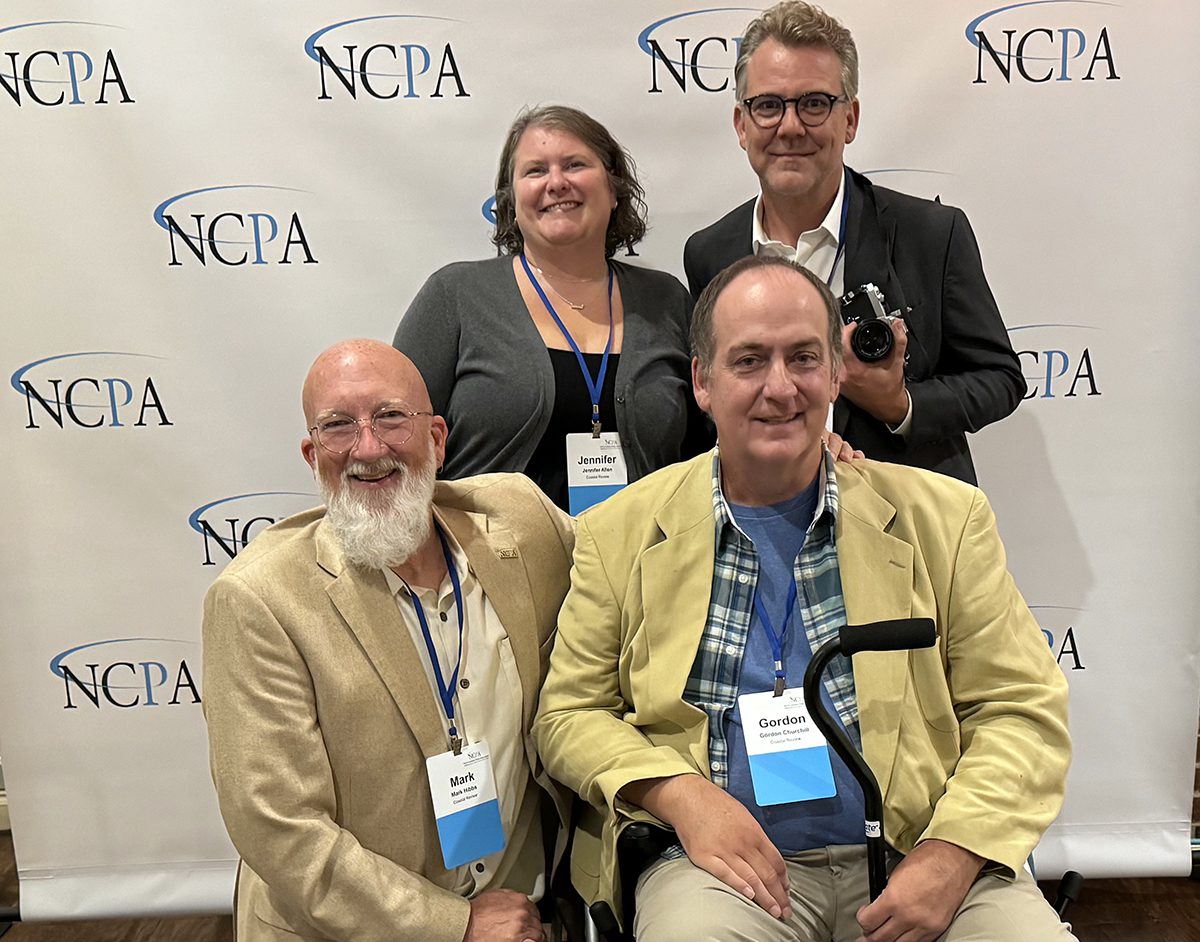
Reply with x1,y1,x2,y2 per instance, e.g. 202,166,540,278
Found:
425,739,506,869
566,432,628,515
738,688,836,806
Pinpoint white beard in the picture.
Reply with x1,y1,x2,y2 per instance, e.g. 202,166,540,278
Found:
318,447,437,571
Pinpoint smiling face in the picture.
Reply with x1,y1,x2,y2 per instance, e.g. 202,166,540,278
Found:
734,39,859,210
510,125,617,259
301,341,446,508
693,265,840,505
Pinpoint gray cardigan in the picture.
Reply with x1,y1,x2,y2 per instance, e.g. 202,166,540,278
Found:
394,255,710,483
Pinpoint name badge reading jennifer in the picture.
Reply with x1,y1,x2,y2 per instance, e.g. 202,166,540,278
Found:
738,689,837,806
566,432,628,515
426,739,505,869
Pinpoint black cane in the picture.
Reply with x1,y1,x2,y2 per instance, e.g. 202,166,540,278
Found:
802,618,937,901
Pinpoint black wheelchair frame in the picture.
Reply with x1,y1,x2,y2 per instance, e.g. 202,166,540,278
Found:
582,618,1083,942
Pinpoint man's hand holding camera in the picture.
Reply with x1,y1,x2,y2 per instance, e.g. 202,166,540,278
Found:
839,316,909,426
838,283,910,429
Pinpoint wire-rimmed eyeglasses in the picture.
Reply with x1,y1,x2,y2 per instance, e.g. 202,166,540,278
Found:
741,92,848,129
309,403,434,455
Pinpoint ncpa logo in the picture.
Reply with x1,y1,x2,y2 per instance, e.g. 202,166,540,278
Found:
190,491,317,566
1030,605,1085,671
153,185,318,268
638,7,758,94
0,19,134,107
52,638,200,710
305,14,469,101
967,1,1121,84
12,351,172,430
1009,324,1101,401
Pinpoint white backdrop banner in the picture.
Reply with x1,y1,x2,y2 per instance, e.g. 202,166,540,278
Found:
2,0,1198,919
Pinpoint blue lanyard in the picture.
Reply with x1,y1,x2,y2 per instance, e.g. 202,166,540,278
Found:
520,253,615,437
752,580,798,697
826,167,851,288
403,525,466,753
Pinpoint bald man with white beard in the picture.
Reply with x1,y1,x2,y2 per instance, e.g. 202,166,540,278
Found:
203,340,575,942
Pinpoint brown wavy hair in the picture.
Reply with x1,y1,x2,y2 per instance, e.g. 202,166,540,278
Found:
491,105,647,259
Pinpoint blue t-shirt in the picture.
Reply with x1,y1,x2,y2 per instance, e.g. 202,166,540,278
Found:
726,483,866,854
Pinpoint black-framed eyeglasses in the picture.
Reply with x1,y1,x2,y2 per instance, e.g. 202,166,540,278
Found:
309,403,434,455
741,92,848,129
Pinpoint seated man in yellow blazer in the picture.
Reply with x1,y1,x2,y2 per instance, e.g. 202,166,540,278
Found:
203,339,574,942
534,258,1072,942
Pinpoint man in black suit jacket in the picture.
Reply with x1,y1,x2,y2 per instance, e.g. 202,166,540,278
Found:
684,1,1024,484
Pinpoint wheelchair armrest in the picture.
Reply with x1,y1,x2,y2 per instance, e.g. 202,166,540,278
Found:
585,822,678,942
620,821,676,861
587,900,621,941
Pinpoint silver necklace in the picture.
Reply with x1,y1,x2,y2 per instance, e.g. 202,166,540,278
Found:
527,260,604,312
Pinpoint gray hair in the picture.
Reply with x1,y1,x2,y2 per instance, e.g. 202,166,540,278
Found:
734,1,859,101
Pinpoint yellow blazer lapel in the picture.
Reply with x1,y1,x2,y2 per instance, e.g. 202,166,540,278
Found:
834,465,915,799
638,457,716,751
315,519,447,759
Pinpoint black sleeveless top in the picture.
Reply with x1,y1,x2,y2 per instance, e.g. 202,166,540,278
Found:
524,348,620,511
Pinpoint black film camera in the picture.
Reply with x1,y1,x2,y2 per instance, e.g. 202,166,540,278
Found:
840,283,900,362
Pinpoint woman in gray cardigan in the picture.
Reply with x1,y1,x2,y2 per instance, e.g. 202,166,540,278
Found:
395,105,710,511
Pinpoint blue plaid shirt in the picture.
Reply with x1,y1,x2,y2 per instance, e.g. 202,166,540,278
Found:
687,450,860,789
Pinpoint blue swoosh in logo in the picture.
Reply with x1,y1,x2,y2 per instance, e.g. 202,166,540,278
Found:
303,14,461,78
49,637,193,680
637,7,758,72
151,184,307,233
1007,323,1102,332
188,491,316,535
966,0,1119,51
0,20,123,85
10,351,165,399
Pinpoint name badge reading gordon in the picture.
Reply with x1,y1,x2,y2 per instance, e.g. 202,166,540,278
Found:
566,432,628,515
738,688,837,806
426,739,505,869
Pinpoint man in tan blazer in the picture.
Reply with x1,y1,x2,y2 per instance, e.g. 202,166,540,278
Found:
535,258,1072,941
204,339,574,942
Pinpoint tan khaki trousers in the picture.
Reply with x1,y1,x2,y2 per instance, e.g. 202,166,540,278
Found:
633,846,1076,942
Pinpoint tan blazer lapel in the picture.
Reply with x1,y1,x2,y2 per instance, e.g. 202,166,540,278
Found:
315,520,448,759
835,465,915,799
436,503,541,730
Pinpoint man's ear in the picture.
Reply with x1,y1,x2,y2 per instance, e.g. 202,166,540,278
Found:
301,436,317,471
692,356,711,415
733,103,749,153
430,416,449,472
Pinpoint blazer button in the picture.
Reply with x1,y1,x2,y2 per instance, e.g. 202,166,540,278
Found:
460,678,470,689
616,395,625,404
439,611,448,622
475,862,486,873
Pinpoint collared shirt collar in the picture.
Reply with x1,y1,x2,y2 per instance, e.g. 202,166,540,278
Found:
710,446,840,543
751,168,847,259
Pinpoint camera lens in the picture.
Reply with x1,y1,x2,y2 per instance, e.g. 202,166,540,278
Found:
852,320,894,362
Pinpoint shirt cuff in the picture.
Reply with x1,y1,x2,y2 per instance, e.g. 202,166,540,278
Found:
886,390,913,437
